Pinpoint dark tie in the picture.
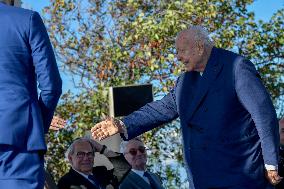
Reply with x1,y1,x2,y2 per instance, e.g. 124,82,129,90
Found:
143,171,159,189
87,174,102,189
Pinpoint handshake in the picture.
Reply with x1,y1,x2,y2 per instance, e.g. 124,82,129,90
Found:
49,116,126,141
91,117,125,140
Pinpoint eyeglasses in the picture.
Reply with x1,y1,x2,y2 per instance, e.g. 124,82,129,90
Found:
76,151,94,159
126,146,146,156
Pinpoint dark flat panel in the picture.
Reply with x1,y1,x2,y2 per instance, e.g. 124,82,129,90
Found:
110,84,153,117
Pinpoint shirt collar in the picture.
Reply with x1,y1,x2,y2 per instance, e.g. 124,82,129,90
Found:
131,169,145,178
72,168,92,179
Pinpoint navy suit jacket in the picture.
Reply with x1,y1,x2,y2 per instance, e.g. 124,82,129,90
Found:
58,154,131,189
58,167,117,189
123,47,279,189
0,3,62,151
119,170,164,189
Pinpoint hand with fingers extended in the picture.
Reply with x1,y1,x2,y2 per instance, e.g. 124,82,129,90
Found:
49,116,66,131
265,170,283,186
91,117,125,141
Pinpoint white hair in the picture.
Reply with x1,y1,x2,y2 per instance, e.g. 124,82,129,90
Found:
120,137,144,154
189,25,214,47
65,137,95,162
176,25,214,47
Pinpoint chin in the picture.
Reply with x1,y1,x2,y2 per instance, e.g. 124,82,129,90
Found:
185,67,193,72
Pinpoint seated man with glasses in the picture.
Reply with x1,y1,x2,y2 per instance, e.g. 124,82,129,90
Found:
119,137,164,189
58,137,131,189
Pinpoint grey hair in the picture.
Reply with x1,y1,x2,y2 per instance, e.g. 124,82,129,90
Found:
0,0,22,7
189,25,214,47
177,25,214,47
120,137,143,154
65,137,95,161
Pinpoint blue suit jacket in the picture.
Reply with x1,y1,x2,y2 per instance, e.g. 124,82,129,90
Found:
0,3,62,151
123,47,279,189
119,170,164,189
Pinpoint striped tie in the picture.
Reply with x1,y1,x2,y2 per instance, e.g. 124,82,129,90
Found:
143,171,158,189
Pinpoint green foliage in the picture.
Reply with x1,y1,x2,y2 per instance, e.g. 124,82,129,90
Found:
43,0,284,187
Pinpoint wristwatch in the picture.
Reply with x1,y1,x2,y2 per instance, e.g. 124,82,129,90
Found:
99,145,107,154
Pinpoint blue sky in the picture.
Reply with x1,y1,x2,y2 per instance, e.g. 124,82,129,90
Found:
21,0,284,93
22,0,284,21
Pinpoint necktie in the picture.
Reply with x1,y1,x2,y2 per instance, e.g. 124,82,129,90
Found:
87,174,102,189
143,171,158,189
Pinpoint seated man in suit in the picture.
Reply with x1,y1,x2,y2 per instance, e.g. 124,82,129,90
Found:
277,118,284,189
119,137,164,189
58,137,130,189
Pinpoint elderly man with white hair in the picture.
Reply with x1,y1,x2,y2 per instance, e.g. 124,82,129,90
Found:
92,25,281,189
0,0,62,188
58,137,131,189
119,137,164,189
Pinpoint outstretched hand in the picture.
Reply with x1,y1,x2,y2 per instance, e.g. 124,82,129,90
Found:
91,117,124,141
49,116,66,131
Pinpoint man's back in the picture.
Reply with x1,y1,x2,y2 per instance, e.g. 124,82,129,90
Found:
0,3,62,151
0,2,61,188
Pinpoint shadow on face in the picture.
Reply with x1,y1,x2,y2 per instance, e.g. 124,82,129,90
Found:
69,141,95,174
124,140,147,171
175,30,205,72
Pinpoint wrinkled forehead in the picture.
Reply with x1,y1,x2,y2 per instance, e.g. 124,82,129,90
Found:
126,140,144,150
74,141,93,152
175,30,194,47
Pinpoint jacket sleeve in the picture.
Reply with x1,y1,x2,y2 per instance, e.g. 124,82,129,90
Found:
122,78,179,140
108,153,131,186
234,57,279,166
29,11,62,133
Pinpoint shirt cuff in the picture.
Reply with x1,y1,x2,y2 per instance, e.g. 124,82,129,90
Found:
118,120,128,140
265,164,278,171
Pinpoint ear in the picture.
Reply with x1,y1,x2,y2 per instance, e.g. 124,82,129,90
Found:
68,154,73,164
196,40,205,56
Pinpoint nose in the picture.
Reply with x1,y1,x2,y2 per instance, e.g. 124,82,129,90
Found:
82,156,90,160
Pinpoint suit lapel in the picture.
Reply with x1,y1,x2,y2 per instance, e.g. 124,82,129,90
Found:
185,47,223,123
178,71,200,119
146,172,163,189
130,171,152,189
69,168,100,189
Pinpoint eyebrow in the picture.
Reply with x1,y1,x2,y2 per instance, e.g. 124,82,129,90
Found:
76,150,94,153
129,146,145,149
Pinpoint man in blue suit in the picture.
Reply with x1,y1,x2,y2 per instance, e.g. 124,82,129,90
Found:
120,137,164,189
0,0,62,188
91,26,281,189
